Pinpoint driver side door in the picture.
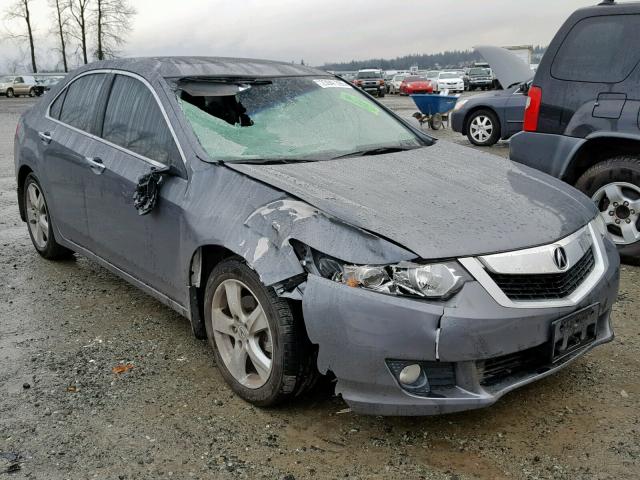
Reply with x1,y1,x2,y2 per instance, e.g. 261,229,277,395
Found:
84,73,189,303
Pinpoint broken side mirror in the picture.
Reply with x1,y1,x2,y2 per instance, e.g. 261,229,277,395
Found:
132,165,179,216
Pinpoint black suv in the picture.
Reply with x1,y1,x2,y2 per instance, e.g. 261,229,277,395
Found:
510,0,640,262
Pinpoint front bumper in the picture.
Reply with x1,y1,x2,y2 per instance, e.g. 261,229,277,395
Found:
301,237,620,416
469,79,493,87
450,110,465,133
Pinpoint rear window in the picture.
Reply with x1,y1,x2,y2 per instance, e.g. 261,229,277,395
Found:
551,14,640,83
58,73,107,133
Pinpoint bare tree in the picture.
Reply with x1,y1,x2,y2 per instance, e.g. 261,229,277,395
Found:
3,0,38,73
68,0,91,64
95,0,136,60
50,0,70,72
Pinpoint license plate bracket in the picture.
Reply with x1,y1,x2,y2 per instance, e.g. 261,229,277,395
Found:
550,304,599,364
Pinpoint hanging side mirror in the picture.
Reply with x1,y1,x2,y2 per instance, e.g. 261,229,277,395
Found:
133,165,173,215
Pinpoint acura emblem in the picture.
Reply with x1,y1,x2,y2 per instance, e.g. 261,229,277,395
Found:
553,247,568,271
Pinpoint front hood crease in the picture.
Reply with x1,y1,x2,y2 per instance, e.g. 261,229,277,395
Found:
227,141,596,259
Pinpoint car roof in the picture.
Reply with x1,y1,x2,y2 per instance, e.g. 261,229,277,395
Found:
69,56,328,80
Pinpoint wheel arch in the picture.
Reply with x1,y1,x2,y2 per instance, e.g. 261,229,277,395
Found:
187,244,239,339
563,134,640,185
17,165,34,222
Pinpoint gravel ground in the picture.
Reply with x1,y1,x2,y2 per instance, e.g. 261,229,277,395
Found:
0,96,638,480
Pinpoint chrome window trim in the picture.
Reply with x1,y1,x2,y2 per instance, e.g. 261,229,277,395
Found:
459,221,608,309
45,69,187,168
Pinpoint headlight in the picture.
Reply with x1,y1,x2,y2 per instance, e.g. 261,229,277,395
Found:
592,215,608,238
453,99,468,111
293,243,470,300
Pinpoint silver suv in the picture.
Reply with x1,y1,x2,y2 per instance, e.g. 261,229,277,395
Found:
0,75,38,98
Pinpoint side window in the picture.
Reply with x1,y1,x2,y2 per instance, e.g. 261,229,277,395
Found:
59,73,108,134
49,89,67,120
102,75,179,165
551,14,640,83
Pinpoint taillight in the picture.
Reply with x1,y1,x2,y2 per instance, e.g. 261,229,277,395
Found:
523,86,542,132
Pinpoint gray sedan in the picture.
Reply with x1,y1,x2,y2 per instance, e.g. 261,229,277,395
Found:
450,83,529,146
14,57,619,415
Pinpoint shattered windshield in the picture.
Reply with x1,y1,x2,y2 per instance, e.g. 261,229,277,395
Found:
178,76,422,163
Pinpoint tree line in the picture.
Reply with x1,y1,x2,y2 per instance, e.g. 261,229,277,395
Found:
321,46,547,71
3,0,136,74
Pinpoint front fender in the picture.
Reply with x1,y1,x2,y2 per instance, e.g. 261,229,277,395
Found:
242,199,416,287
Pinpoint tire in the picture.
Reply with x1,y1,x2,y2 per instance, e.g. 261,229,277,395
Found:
6,88,14,98
23,173,74,260
466,109,500,146
204,258,317,406
575,156,640,264
28,88,35,97
429,113,443,130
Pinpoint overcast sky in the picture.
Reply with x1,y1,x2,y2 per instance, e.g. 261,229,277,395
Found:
1,0,598,71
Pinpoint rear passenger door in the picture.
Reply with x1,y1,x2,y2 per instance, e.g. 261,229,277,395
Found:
41,72,110,247
84,73,188,301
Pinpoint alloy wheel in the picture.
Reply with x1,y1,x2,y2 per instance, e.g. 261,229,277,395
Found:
592,182,640,245
211,279,273,389
469,115,493,143
25,182,49,249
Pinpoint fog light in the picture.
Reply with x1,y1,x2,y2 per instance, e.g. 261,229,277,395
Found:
399,364,422,385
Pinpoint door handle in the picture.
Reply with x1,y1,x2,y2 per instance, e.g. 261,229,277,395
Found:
38,131,52,144
85,156,106,174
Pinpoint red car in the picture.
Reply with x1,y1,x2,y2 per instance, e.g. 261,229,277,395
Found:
399,76,433,95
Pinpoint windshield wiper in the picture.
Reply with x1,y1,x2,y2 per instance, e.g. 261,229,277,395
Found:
223,158,316,165
332,146,420,160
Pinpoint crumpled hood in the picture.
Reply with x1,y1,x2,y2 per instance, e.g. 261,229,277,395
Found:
227,141,597,259
475,45,533,88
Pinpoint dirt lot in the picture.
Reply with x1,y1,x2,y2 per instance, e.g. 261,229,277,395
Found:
0,96,638,480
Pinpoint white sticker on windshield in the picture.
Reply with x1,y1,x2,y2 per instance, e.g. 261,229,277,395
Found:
314,79,351,89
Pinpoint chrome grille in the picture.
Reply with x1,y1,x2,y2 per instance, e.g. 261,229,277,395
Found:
487,247,595,301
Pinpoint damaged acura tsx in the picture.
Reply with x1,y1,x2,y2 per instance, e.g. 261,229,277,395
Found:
14,57,620,415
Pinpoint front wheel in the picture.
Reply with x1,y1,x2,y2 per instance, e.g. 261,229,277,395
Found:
466,109,500,146
575,156,640,264
204,258,317,406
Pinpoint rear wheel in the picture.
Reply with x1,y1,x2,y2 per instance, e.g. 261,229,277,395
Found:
575,156,640,264
23,174,74,260
204,258,317,406
466,109,500,146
